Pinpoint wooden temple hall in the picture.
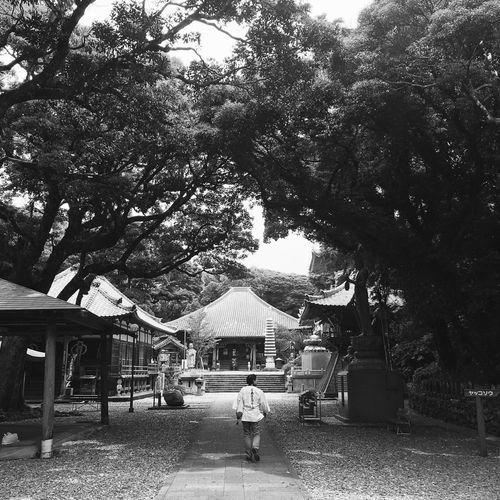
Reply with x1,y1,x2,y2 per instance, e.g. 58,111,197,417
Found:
160,287,299,370
44,268,181,398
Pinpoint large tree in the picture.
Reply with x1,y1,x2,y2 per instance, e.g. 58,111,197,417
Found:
208,0,500,381
0,76,258,409
0,0,271,118
0,0,288,410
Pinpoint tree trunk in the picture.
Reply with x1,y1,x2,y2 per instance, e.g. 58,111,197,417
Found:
354,267,374,336
0,336,29,410
429,315,458,373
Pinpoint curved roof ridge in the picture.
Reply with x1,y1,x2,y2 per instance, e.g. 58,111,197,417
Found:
92,276,137,312
202,286,297,322
95,286,136,313
321,282,347,298
237,287,298,322
48,269,176,333
136,305,163,322
190,286,255,313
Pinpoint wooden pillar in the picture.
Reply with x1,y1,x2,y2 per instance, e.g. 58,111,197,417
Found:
129,335,136,413
100,333,109,425
41,321,57,459
476,396,487,457
59,336,70,398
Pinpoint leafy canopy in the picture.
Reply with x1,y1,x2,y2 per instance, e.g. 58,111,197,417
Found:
206,0,500,381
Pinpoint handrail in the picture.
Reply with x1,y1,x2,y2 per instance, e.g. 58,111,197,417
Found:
292,369,325,375
317,352,339,395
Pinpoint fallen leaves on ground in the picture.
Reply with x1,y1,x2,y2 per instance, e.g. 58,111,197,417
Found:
0,399,205,500
2,394,500,499
265,395,500,500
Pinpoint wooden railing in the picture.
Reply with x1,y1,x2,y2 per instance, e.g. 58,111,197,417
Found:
120,364,149,377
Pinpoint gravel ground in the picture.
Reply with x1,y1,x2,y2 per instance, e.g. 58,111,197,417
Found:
265,394,500,500
1,393,499,500
1,397,208,500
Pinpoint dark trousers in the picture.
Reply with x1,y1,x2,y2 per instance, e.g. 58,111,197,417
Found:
242,420,261,457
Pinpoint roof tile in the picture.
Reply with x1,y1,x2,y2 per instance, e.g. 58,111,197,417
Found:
164,287,298,338
48,269,176,334
0,278,80,312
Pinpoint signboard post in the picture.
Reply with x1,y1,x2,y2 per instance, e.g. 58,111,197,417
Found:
464,389,500,457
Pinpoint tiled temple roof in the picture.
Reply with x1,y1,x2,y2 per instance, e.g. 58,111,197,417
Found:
163,287,299,338
300,283,355,322
48,268,176,335
305,283,355,307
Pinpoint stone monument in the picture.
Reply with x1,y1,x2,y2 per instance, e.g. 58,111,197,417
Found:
186,342,197,369
345,270,404,422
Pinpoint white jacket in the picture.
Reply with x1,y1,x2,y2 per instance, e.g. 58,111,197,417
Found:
233,385,271,422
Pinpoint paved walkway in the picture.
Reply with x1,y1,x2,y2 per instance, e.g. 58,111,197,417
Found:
157,393,307,500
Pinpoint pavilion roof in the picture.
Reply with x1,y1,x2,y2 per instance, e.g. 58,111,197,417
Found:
300,283,355,322
306,283,355,307
152,335,185,351
163,287,299,338
48,268,176,335
0,278,81,312
300,282,403,324
0,278,129,336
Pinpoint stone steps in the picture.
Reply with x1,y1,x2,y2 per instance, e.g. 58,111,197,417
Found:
203,372,286,393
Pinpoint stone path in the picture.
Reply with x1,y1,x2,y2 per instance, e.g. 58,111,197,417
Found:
157,393,307,500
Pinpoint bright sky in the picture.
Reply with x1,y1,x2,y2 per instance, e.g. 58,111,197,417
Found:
84,0,373,275
243,1,373,275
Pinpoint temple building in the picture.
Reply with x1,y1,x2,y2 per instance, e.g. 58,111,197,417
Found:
159,287,299,370
299,282,358,351
42,267,182,398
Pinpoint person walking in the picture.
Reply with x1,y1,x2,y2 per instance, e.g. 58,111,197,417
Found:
233,373,271,463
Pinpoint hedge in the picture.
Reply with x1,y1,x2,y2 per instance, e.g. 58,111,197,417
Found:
410,391,500,436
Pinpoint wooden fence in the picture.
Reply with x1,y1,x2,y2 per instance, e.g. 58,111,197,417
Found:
414,375,498,399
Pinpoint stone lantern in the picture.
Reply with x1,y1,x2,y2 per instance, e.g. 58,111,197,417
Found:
301,330,331,373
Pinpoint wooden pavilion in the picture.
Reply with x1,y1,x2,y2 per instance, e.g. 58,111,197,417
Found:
299,282,359,351
0,278,132,458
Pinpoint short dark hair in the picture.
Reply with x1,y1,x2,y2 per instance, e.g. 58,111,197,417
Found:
246,374,257,385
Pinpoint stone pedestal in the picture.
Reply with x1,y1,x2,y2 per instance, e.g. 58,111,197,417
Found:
291,332,331,392
302,332,331,372
347,368,404,422
302,350,331,372
346,336,404,422
265,356,276,369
